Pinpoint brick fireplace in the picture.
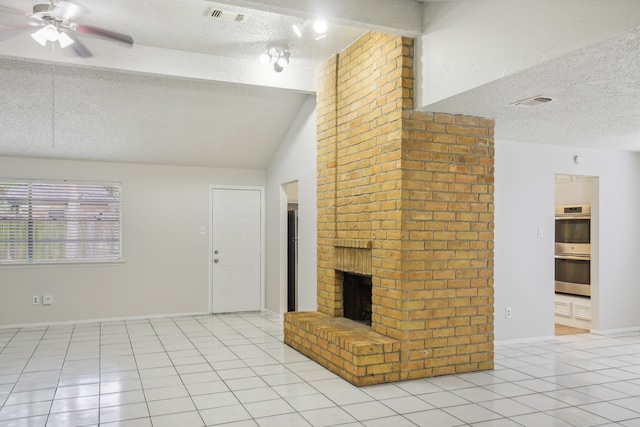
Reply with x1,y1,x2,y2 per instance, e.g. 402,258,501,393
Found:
284,32,495,386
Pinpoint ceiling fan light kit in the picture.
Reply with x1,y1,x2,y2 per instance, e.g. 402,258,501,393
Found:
31,22,74,48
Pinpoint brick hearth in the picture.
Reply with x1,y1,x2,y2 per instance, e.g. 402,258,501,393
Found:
284,32,495,386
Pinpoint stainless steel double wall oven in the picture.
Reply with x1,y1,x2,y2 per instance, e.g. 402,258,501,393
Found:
555,204,591,297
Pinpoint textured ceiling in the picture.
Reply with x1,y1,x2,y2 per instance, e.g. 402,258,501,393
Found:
0,0,638,169
0,0,367,62
0,0,378,168
421,25,640,151
0,0,413,91
0,59,310,168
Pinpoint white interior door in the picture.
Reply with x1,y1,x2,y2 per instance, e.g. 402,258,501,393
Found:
211,187,262,313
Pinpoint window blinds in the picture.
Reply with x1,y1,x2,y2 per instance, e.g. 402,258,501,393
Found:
0,180,122,264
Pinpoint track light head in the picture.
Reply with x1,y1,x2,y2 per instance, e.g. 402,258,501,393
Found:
259,52,272,65
292,23,304,38
276,51,290,68
313,20,327,34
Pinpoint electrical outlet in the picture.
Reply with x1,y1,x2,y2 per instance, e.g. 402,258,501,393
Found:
505,307,512,319
42,295,53,305
32,295,40,305
537,226,544,238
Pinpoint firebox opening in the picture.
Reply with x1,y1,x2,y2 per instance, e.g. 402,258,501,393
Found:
342,272,372,326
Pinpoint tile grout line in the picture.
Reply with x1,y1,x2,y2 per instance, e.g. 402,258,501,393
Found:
4,314,640,426
121,318,151,426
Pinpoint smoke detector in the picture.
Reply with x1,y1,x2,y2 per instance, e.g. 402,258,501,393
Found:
510,96,554,107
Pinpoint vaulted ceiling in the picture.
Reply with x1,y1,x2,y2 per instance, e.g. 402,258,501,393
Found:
0,0,421,168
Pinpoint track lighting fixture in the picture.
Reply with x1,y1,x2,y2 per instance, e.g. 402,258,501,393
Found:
259,46,290,73
291,19,328,40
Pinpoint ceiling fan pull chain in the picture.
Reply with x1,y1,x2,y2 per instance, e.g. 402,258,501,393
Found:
51,63,55,149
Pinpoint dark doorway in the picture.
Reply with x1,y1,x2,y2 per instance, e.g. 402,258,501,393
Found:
287,209,297,312
342,273,372,325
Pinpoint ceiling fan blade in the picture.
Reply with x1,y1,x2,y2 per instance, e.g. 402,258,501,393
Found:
63,31,92,58
0,24,36,41
73,24,133,47
52,1,85,21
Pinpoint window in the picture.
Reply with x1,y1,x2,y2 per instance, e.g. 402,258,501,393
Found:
0,180,122,264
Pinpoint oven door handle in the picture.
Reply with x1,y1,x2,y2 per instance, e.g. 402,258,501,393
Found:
555,215,591,220
555,254,590,261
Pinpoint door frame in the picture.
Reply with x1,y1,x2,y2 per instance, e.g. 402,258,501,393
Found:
208,184,265,314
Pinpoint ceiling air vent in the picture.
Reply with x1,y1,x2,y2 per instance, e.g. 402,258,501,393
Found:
510,96,554,107
209,9,248,23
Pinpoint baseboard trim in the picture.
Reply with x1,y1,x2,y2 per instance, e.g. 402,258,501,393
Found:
261,308,284,320
0,311,210,330
495,335,556,346
591,326,640,335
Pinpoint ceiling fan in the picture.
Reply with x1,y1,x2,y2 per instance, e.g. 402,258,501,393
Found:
0,0,133,58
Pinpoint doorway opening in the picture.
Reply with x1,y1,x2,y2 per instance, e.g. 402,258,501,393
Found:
283,181,298,312
554,174,598,335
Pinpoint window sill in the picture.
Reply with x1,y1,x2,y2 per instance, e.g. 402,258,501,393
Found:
0,259,125,268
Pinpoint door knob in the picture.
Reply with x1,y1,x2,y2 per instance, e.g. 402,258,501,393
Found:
214,259,219,263
214,250,219,254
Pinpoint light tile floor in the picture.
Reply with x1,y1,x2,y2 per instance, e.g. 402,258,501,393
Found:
2,312,640,426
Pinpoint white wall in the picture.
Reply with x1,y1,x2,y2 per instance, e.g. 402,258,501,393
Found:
265,96,318,314
0,156,265,326
495,140,640,341
417,0,640,107
5,105,639,346
261,97,640,341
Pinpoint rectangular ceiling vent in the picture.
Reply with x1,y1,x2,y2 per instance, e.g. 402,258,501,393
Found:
511,96,554,107
209,9,248,23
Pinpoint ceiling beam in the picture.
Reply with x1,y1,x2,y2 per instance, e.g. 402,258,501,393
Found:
217,0,424,37
0,39,318,93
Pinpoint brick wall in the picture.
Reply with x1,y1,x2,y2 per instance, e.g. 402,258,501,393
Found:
285,31,495,385
398,110,495,378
